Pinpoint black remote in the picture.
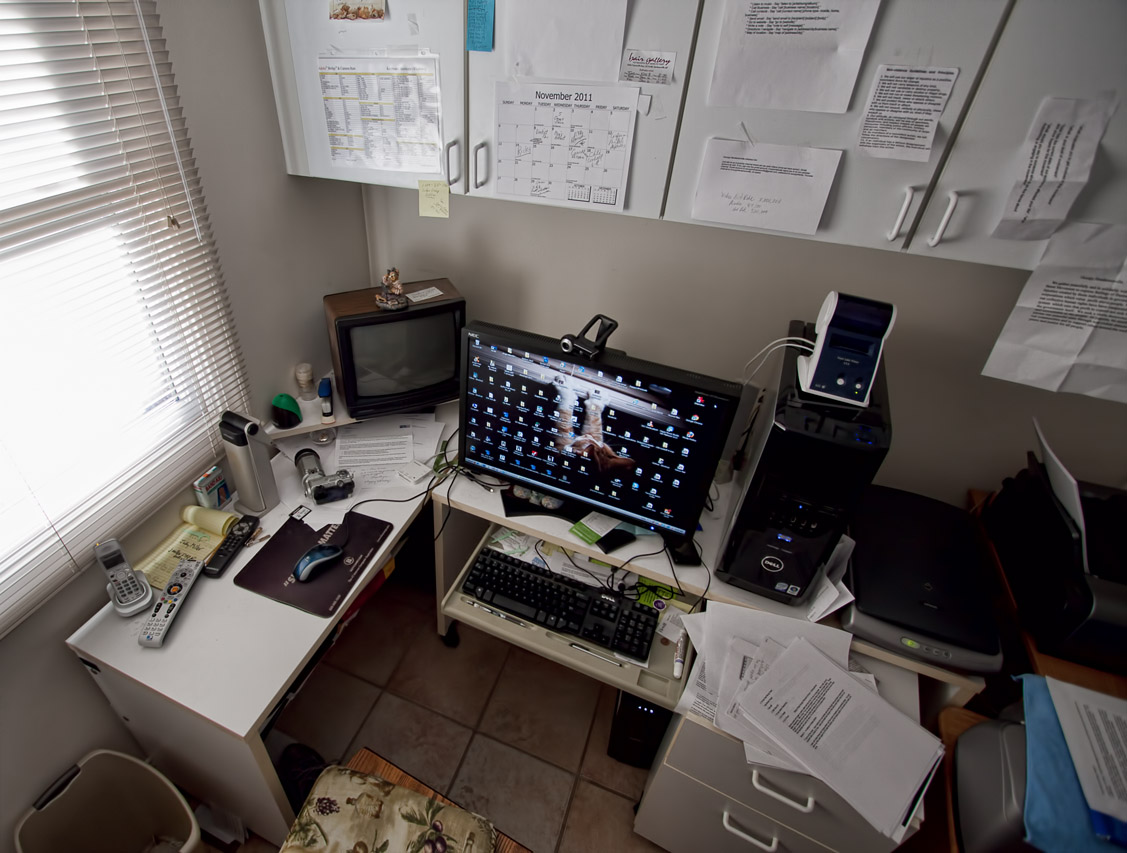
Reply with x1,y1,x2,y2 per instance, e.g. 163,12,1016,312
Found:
203,515,260,577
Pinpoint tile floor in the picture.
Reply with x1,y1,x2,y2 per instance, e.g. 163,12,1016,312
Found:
210,560,950,853
260,563,662,853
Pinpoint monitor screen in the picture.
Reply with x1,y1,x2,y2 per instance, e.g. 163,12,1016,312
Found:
348,312,458,396
459,322,742,540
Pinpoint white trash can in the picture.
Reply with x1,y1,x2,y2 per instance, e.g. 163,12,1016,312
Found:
15,749,201,853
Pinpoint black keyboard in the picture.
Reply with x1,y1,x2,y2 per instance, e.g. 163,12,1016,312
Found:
462,547,660,662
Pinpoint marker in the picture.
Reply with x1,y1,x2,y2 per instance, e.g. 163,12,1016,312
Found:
673,631,687,679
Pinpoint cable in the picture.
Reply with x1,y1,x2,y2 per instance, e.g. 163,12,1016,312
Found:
741,337,814,379
745,341,814,384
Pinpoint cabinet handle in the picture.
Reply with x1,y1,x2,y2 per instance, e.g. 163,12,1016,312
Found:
887,186,915,241
751,769,816,814
927,191,960,247
722,807,779,852
445,140,461,187
472,141,487,189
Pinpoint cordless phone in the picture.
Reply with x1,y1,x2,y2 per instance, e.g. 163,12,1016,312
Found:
94,538,153,617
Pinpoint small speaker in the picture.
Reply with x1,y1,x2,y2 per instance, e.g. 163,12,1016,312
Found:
606,691,673,768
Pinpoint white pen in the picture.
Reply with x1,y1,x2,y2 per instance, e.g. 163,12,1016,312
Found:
673,631,687,679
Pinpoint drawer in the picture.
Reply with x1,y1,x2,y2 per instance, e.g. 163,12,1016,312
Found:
661,715,911,853
635,763,835,853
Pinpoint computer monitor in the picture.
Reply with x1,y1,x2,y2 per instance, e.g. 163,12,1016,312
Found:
458,321,742,558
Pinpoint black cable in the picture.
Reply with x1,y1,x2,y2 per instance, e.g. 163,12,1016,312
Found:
534,539,613,590
432,467,462,541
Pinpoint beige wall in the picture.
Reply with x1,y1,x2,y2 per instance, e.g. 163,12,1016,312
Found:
365,187,1127,506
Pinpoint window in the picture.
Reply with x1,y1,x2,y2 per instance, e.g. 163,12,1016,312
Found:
0,0,249,636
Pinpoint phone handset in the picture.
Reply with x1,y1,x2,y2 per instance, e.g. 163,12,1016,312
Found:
94,539,153,617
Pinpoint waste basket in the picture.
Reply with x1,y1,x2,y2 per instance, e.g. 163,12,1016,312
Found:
15,749,200,853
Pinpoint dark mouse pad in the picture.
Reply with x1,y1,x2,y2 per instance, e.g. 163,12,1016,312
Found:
234,511,393,617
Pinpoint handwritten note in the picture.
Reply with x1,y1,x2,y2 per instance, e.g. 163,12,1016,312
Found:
620,49,676,85
692,138,841,234
418,180,450,218
466,0,495,52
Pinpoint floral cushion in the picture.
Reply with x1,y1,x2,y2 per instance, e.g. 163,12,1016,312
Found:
281,765,497,853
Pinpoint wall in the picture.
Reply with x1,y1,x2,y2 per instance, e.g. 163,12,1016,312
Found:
0,3,370,849
365,187,1127,506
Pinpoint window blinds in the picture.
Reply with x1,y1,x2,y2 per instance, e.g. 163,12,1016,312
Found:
0,0,249,638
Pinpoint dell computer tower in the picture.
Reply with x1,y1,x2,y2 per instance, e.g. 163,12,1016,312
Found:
717,321,892,605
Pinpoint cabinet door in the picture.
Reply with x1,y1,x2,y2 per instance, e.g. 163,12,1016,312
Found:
466,0,699,218
909,0,1127,269
664,0,1008,250
259,0,466,193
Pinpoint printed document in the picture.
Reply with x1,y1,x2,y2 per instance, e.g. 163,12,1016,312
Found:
620,49,676,86
982,222,1127,403
500,0,626,83
318,55,442,173
708,0,880,113
494,81,639,212
993,94,1118,240
736,638,943,841
857,66,958,161
1046,677,1127,824
692,138,841,234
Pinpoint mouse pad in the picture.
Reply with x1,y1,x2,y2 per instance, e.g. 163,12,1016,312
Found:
234,511,393,617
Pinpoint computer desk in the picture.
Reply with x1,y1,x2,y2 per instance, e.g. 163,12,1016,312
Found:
66,401,983,845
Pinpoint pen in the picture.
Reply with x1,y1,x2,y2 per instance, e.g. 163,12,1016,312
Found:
673,631,687,679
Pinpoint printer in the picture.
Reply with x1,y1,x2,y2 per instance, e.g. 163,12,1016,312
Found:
982,453,1127,674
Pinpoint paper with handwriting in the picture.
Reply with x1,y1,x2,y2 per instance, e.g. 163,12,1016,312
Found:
692,138,841,234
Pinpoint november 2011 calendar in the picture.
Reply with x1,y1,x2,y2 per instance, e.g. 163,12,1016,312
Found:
493,81,639,211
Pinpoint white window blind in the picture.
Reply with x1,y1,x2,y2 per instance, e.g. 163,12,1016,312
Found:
0,0,249,637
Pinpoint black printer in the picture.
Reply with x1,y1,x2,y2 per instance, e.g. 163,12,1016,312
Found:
982,453,1127,674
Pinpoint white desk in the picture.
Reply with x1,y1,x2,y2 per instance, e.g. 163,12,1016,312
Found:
66,453,434,846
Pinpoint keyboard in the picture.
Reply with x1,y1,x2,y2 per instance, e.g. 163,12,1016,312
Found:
462,547,660,662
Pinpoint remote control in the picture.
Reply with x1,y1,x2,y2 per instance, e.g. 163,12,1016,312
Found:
203,515,260,578
139,559,204,648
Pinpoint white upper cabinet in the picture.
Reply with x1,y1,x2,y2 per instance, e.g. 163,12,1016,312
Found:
258,0,467,193
465,0,700,218
663,0,1009,250
907,0,1127,269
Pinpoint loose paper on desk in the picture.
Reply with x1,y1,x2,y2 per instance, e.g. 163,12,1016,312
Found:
982,222,1127,403
418,180,450,218
857,66,959,162
692,138,841,234
337,420,414,490
993,94,1117,240
1046,677,1127,825
494,81,639,212
736,638,943,841
499,0,626,83
708,0,879,113
318,54,442,173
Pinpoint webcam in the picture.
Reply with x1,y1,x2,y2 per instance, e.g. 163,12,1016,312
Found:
560,314,619,359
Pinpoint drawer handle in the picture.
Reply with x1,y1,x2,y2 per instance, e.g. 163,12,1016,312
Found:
472,141,487,189
927,190,959,247
752,770,816,814
445,139,461,187
722,808,779,852
887,186,914,241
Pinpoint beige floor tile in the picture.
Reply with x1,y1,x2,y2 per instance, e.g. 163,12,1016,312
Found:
557,780,666,853
579,684,651,800
345,692,474,794
387,623,510,726
323,578,432,686
274,664,381,763
478,648,601,772
449,735,575,853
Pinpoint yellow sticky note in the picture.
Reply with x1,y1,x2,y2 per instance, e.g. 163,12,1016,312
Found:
418,180,450,218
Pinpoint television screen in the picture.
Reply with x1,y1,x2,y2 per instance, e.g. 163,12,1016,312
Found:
459,322,742,543
349,312,458,396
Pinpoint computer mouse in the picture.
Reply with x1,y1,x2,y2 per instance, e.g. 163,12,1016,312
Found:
293,544,343,582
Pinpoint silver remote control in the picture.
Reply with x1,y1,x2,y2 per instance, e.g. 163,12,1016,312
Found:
139,559,204,648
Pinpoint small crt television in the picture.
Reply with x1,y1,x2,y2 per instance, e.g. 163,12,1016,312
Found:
324,278,465,419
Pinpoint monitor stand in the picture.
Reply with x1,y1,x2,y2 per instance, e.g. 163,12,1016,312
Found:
663,535,702,566
499,486,589,524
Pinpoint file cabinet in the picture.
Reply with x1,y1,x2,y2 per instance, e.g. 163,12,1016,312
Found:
634,655,921,853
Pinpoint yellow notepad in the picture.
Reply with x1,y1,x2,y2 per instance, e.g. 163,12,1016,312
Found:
135,505,238,589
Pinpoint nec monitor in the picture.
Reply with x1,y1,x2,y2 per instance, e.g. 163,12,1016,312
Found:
324,279,465,419
458,321,742,554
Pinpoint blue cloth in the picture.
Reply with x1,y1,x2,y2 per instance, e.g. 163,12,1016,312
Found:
1020,674,1122,851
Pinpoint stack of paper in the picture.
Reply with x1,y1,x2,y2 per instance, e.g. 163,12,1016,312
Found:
677,603,943,842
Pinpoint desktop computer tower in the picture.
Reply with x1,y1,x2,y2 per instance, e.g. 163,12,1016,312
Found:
716,321,892,605
607,691,674,768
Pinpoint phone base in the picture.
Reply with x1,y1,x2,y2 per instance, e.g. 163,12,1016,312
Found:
108,572,153,617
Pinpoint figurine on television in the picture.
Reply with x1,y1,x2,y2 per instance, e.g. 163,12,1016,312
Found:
375,267,408,311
